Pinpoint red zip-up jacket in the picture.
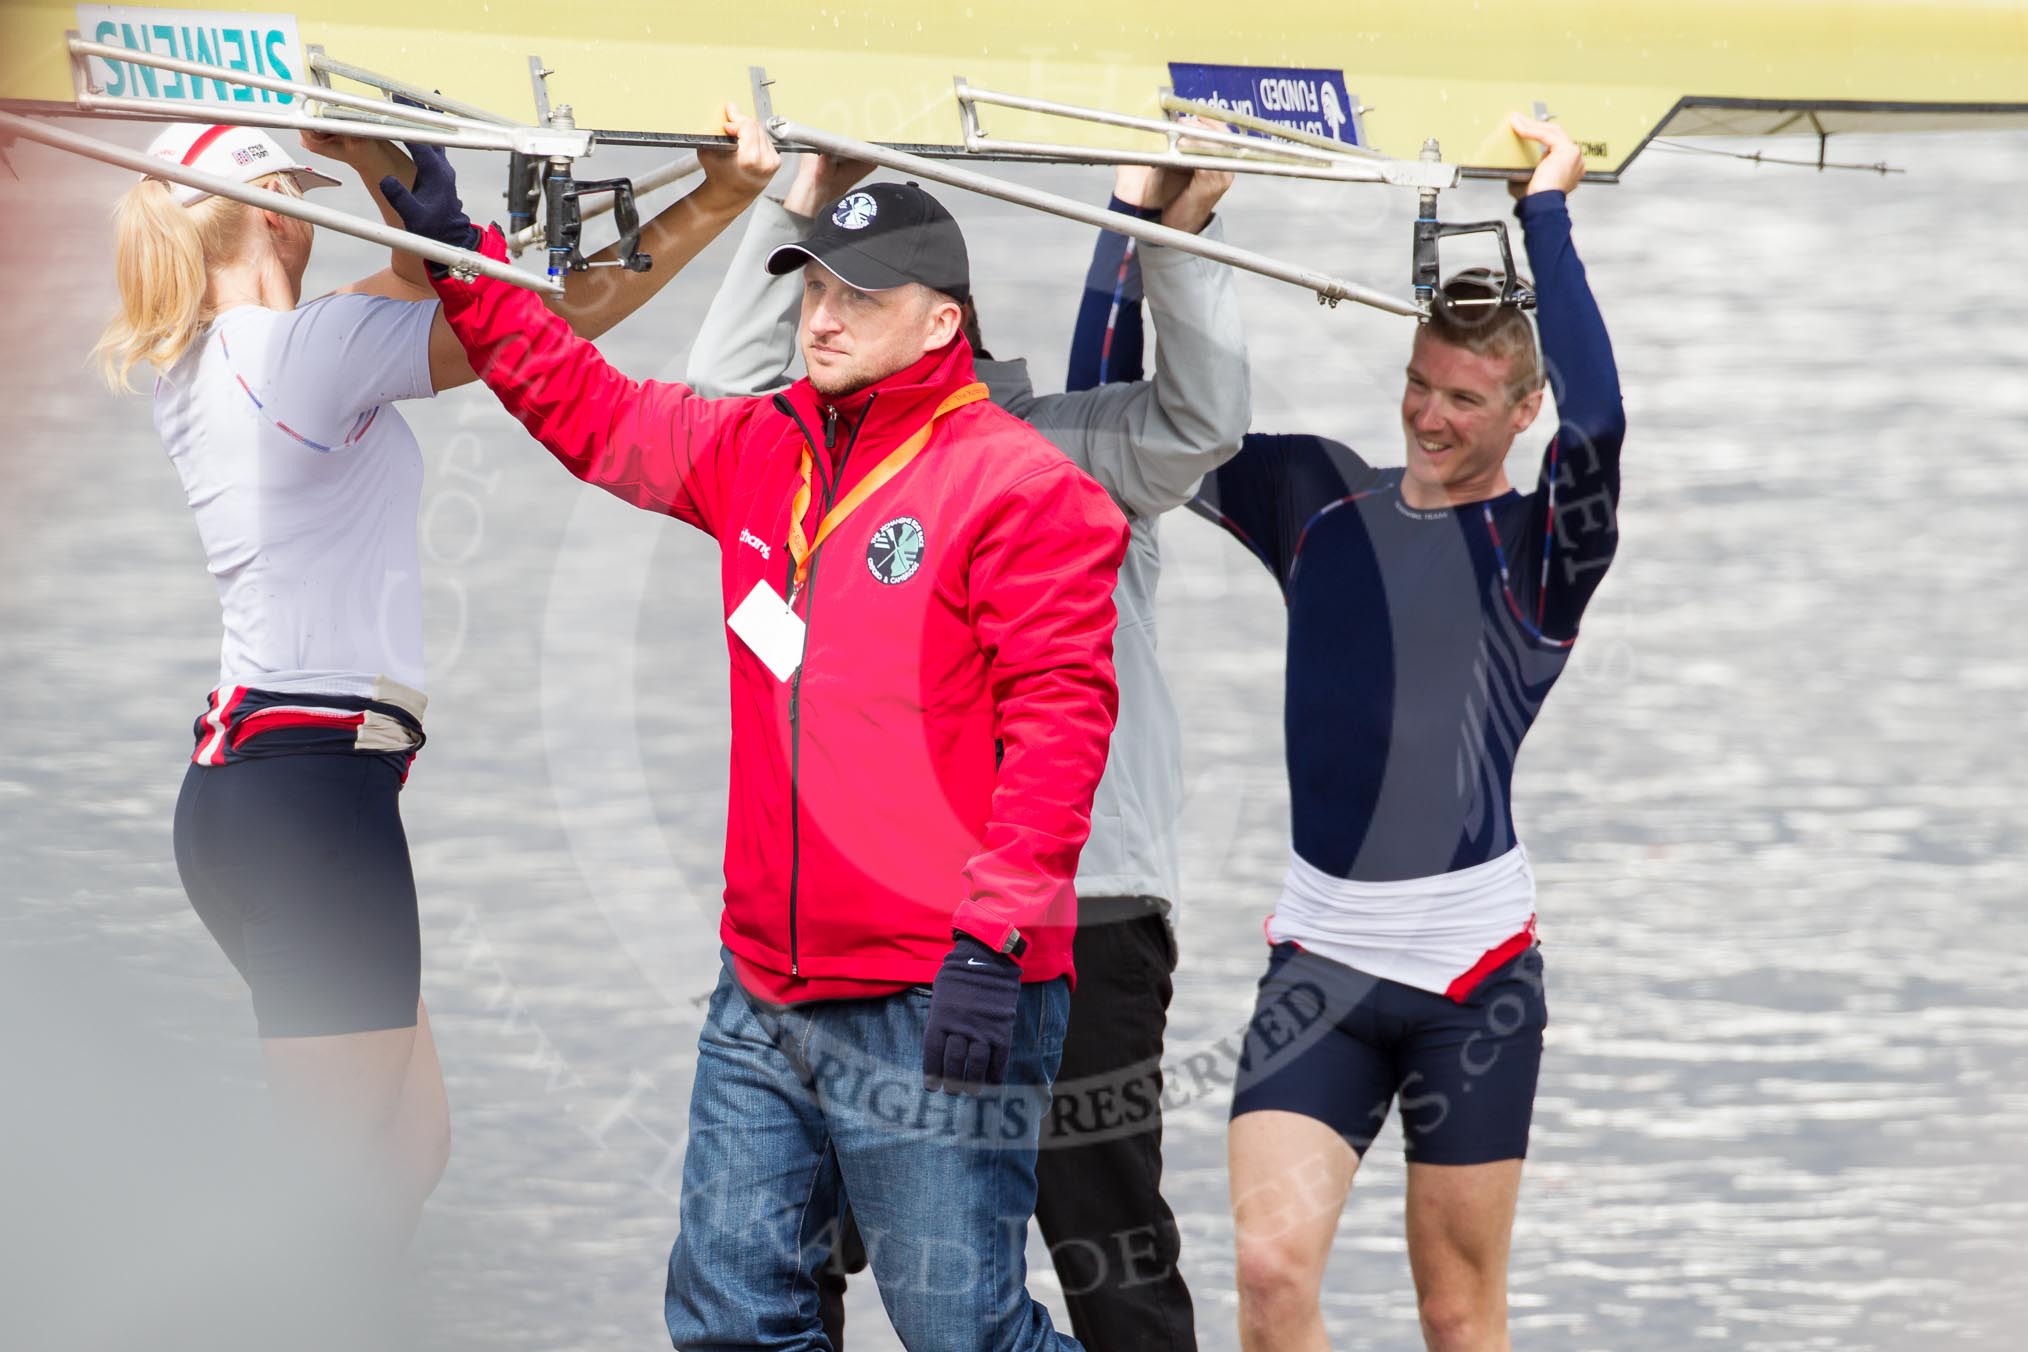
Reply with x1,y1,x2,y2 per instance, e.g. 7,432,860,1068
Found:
434,228,1129,1002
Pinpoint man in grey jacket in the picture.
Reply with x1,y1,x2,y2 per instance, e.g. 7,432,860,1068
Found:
686,152,1247,1352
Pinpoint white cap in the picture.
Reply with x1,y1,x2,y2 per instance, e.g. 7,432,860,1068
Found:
143,122,341,207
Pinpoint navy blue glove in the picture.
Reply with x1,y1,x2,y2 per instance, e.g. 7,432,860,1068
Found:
921,933,1022,1095
379,137,478,266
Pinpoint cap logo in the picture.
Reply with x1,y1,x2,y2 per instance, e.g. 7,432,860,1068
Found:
867,516,925,585
832,192,878,230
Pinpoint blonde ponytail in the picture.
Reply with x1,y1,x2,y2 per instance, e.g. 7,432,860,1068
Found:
93,173,298,391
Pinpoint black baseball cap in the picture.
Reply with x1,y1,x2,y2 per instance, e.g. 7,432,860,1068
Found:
766,181,971,305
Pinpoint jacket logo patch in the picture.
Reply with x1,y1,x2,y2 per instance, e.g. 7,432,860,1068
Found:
867,516,925,585
833,192,878,229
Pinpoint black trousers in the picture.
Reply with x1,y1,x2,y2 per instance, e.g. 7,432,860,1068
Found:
817,901,1196,1350
1033,901,1195,1351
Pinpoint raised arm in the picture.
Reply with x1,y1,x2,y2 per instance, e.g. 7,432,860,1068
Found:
551,103,781,343
1507,112,1627,640
424,225,751,535
682,197,804,396
1064,151,1220,391
686,153,873,397
316,103,776,393
1064,196,1156,391
1023,163,1251,517
300,128,433,296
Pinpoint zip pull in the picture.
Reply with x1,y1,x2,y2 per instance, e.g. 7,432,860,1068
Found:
823,405,839,451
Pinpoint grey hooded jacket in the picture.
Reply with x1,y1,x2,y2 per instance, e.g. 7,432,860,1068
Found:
685,195,1249,914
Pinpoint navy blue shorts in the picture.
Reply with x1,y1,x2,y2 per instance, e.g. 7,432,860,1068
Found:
172,755,420,1038
1229,942,1547,1165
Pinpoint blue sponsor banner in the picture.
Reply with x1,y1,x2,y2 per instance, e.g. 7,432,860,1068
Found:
1167,62,1363,148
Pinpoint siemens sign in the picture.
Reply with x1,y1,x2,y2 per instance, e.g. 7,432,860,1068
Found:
77,7,306,105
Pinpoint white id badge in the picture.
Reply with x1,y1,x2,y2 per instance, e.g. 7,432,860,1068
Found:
727,579,807,682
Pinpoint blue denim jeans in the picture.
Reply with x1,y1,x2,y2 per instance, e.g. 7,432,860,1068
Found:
665,955,1081,1351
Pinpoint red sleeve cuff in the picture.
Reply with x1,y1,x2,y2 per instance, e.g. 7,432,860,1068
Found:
950,902,1026,958
429,224,511,306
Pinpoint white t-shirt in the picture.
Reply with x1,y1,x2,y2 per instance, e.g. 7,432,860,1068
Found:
155,293,437,698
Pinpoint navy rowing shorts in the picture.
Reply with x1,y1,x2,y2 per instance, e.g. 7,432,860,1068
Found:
1229,942,1547,1165
173,755,420,1038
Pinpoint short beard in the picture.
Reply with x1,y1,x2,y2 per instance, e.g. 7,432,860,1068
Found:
807,368,872,400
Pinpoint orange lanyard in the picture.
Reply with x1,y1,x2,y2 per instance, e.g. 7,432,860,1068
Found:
786,382,988,598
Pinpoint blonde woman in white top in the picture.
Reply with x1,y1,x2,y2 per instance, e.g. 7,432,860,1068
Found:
98,112,778,1246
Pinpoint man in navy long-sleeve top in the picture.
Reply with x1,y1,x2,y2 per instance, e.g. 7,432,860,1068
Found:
1068,113,1625,1350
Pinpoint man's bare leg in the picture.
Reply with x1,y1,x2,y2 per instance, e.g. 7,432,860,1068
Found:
1404,1159,1523,1352
1229,1109,1360,1352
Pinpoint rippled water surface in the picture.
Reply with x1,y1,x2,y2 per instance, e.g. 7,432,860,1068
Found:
4,122,2026,1350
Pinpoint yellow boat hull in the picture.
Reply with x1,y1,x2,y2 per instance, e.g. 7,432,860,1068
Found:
5,0,2025,175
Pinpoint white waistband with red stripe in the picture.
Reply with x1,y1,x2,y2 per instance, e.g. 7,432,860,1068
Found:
192,678,427,767
1266,846,1538,1002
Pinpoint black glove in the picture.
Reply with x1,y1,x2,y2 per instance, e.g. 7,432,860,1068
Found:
920,933,1022,1095
379,136,479,267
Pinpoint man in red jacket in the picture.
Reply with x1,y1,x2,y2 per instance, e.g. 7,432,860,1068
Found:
392,162,1125,1348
